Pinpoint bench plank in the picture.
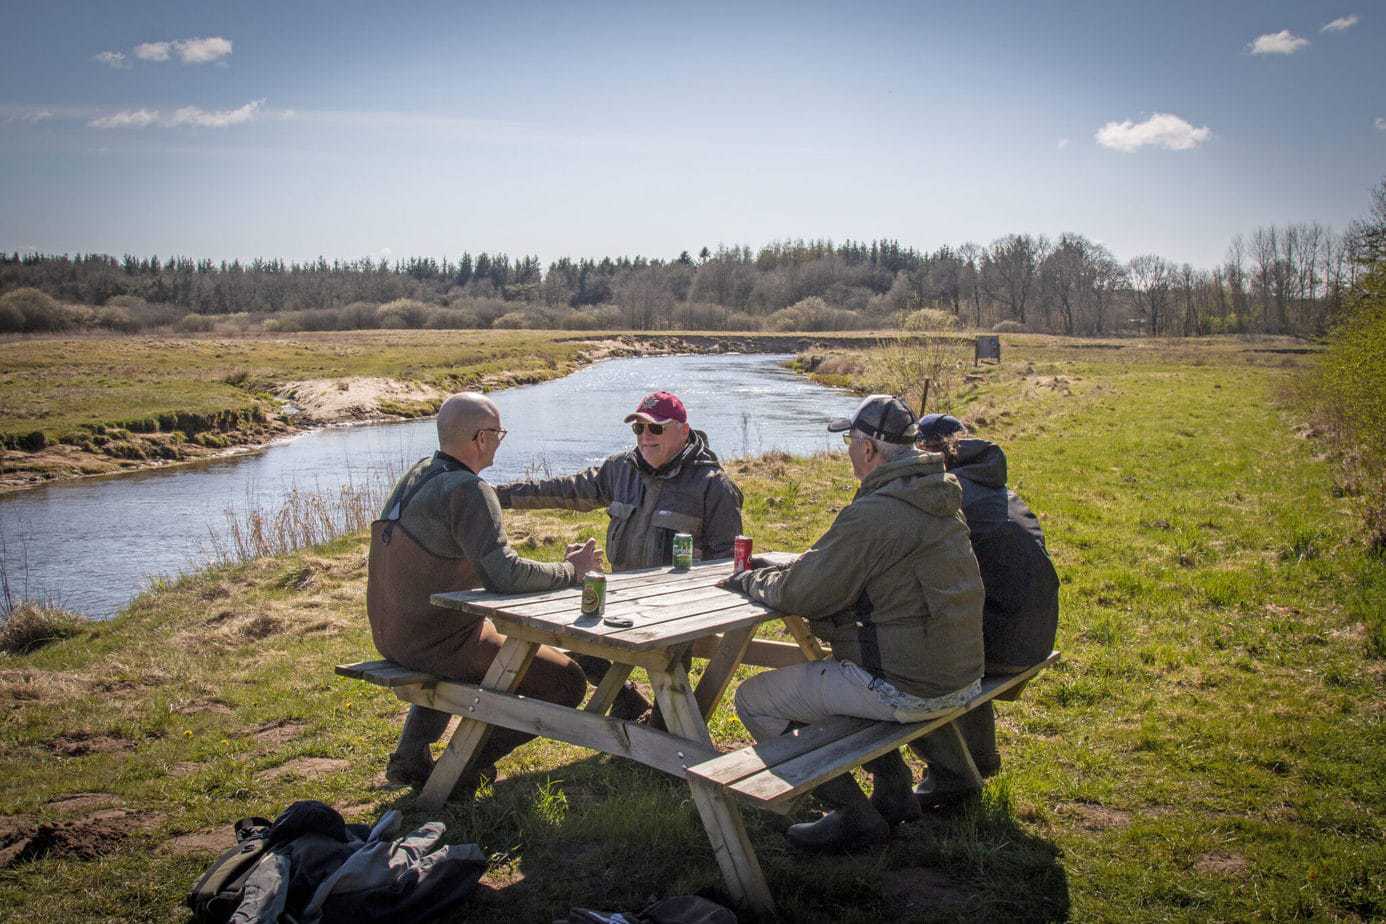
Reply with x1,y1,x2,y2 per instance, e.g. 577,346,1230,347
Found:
688,652,1060,813
335,660,437,687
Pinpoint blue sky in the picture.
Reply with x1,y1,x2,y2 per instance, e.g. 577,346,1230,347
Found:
1,0,1383,269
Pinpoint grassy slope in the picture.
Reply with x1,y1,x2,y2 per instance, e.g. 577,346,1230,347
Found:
0,330,599,441
1,339,1382,922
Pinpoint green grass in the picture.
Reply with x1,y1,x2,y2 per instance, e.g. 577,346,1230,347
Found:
1,337,1381,922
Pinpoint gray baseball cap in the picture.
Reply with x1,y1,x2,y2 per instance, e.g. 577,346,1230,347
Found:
827,394,919,444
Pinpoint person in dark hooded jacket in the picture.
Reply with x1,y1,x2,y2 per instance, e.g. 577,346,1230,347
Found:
496,391,744,718
907,413,1060,807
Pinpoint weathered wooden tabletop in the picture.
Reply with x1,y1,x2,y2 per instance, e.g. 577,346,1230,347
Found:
432,558,780,651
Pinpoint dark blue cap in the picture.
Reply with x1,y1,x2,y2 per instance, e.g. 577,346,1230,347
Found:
917,413,966,443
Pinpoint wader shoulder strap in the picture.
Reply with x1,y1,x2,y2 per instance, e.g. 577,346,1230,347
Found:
385,456,474,522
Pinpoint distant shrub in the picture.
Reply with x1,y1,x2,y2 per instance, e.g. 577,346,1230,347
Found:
0,287,82,332
424,307,484,329
765,297,866,332
104,294,146,309
93,305,138,332
902,308,959,331
339,302,380,329
175,313,215,333
375,298,432,329
560,310,603,330
725,311,763,331
993,320,1027,333
492,310,530,329
0,602,85,654
671,302,730,330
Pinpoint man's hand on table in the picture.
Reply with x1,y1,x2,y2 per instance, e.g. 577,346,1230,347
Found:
718,568,758,595
565,539,604,575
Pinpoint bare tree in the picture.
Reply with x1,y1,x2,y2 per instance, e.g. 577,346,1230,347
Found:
982,234,1048,326
1128,254,1173,336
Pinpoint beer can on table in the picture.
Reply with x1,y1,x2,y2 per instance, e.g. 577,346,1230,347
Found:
580,571,607,617
672,532,693,571
733,535,753,573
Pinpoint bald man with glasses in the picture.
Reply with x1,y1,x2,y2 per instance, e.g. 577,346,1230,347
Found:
367,391,600,790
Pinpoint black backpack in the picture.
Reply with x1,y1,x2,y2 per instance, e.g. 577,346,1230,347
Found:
184,817,273,923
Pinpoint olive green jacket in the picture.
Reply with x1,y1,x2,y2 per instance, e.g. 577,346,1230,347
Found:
741,451,985,699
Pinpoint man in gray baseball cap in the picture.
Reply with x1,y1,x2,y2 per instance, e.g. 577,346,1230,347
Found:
721,394,985,851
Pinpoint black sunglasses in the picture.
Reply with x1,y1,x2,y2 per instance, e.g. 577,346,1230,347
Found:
631,421,667,436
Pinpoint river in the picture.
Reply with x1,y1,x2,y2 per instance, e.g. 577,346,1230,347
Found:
0,353,860,618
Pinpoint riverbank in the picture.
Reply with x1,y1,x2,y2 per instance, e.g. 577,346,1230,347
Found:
0,330,912,493
2,336,1380,921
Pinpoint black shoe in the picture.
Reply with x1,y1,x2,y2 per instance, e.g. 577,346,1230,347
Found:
786,808,891,852
609,682,651,722
865,751,924,825
913,772,981,812
385,748,435,787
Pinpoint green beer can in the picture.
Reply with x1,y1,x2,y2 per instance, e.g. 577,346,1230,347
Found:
581,571,607,617
672,532,693,571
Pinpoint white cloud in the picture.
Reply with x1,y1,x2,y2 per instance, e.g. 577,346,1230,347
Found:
1248,30,1310,55
1322,15,1359,32
89,109,160,129
3,110,54,124
1376,117,1386,131
1095,113,1212,152
130,36,232,64
1057,138,1070,149
167,99,263,127
134,41,172,62
175,37,232,64
94,50,129,69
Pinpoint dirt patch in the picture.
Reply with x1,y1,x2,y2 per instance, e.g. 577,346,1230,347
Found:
253,719,307,747
46,732,137,757
0,816,129,868
170,761,206,777
335,803,379,821
1058,801,1131,831
164,826,236,855
276,377,444,426
255,757,350,782
241,614,284,639
45,793,122,814
1194,852,1250,876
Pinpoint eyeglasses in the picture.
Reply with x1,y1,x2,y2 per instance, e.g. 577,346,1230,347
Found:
631,422,667,436
473,427,507,442
841,433,859,446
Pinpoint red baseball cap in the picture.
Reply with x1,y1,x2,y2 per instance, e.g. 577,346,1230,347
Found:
624,391,687,425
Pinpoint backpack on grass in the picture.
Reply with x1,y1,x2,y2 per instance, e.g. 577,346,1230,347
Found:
185,817,273,924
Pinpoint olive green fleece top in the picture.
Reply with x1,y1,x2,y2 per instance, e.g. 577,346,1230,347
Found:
381,452,576,593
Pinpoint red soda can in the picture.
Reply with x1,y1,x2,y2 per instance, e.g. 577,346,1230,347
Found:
733,535,753,574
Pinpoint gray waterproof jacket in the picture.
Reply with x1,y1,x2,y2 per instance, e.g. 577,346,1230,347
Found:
740,451,985,700
495,430,743,571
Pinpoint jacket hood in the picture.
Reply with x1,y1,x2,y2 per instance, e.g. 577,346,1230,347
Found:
949,438,1007,488
634,428,722,478
855,449,961,517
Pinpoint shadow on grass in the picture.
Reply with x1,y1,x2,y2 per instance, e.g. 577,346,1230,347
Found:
373,755,1068,923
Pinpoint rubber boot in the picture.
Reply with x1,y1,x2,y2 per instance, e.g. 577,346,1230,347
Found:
865,750,923,825
785,774,890,852
912,765,981,812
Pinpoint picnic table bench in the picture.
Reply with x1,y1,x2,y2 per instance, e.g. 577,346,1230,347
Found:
337,559,1058,918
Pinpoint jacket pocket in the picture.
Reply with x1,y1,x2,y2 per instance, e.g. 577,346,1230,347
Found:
652,509,702,535
607,500,637,520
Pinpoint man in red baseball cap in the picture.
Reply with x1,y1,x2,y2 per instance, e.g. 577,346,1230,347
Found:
496,390,744,719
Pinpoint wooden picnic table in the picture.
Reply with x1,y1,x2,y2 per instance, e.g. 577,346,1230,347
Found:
423,557,815,918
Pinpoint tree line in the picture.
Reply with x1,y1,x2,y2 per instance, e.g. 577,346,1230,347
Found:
0,225,1369,337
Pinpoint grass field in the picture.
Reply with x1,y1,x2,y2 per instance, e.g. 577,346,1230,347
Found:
1,336,1382,922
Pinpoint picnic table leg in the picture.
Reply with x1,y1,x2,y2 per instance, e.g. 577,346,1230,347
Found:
650,665,777,919
583,662,635,715
693,625,755,720
416,636,537,812
781,615,827,661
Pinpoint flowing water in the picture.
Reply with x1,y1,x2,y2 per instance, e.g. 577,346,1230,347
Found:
1,353,861,617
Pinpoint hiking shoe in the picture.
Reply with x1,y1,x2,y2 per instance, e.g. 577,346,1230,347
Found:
609,682,652,722
385,749,435,787
785,808,891,852
913,772,981,812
